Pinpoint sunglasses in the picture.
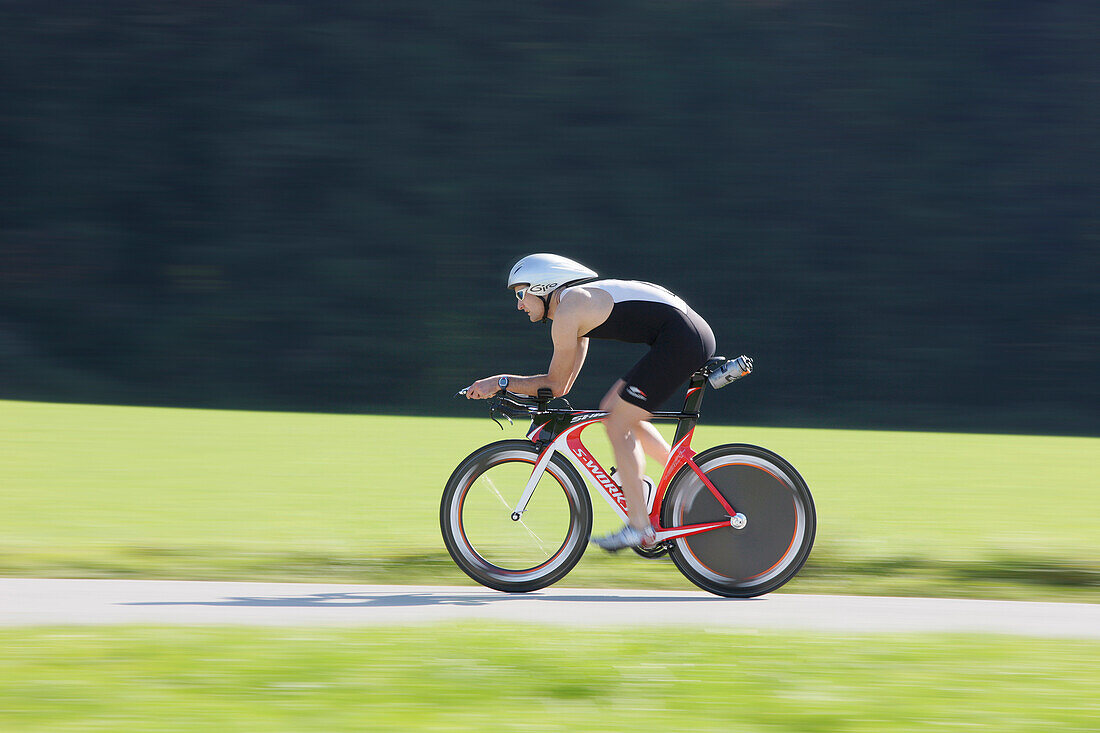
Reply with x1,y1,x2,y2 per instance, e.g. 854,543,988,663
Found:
514,286,528,300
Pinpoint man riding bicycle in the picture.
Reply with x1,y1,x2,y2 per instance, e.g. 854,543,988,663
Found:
465,253,717,551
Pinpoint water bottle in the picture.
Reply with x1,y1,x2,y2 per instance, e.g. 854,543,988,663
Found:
707,355,753,390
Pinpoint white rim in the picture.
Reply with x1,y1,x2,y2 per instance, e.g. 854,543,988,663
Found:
449,449,585,584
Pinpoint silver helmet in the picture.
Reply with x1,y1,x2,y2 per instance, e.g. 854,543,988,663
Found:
507,253,598,297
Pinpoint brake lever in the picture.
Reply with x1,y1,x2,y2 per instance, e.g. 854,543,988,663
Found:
456,387,521,429
489,409,512,430
487,396,513,430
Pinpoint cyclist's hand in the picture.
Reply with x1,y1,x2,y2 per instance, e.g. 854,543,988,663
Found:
466,377,500,400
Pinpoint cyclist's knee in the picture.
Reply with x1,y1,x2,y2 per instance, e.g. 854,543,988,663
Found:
605,399,649,437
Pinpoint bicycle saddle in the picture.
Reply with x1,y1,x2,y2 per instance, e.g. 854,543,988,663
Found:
695,356,729,378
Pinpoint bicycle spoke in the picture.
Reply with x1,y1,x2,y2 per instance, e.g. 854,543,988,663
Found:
481,476,549,552
441,441,592,593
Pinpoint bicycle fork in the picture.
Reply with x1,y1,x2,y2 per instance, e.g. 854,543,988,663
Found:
510,415,612,521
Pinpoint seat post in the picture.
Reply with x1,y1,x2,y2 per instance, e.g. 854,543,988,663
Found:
671,362,716,447
683,371,708,413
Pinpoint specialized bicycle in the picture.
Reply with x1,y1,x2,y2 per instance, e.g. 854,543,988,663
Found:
441,356,815,598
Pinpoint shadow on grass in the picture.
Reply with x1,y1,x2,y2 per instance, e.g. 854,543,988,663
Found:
798,553,1100,588
0,547,1096,600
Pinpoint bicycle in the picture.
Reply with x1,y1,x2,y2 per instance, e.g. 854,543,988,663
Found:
441,356,815,598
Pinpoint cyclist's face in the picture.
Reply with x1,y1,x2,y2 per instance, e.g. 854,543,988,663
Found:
513,285,543,321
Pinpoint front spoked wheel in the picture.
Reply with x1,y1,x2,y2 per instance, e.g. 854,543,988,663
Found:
662,444,815,597
441,440,592,593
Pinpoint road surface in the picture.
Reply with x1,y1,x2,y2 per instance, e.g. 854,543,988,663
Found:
1,578,1096,637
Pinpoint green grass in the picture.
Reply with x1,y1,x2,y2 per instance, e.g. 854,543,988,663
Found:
0,624,1097,732
1,399,1097,600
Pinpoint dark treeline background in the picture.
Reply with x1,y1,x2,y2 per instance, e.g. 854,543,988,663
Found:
0,1,1096,434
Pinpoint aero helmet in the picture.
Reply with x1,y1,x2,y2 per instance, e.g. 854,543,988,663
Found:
507,253,598,297
507,253,598,323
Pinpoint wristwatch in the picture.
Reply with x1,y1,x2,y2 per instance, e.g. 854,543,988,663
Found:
498,376,509,390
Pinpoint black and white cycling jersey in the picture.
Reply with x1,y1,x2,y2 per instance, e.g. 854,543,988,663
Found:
563,279,716,409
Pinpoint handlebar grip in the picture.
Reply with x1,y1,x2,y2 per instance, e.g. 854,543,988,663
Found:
497,391,536,408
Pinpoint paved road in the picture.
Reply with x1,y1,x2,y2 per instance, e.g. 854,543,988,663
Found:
1,578,1096,637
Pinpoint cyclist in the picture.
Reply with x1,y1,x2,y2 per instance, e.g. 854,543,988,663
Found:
465,253,716,550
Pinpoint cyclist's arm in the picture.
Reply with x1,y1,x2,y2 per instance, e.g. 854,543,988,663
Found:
468,302,586,399
531,300,589,397
563,336,589,395
491,321,581,398
465,291,597,399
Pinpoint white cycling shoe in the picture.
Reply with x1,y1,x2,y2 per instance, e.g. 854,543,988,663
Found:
592,523,657,552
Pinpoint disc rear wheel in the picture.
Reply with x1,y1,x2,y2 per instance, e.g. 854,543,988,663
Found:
662,444,815,597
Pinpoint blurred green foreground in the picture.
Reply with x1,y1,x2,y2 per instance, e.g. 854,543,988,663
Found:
1,625,1097,732
2,400,1096,600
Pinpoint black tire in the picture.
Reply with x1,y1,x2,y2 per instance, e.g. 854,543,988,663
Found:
440,440,592,593
661,444,815,598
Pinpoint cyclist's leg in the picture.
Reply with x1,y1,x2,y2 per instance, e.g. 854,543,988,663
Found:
600,380,670,465
599,379,625,412
598,314,713,546
635,421,670,466
604,395,653,532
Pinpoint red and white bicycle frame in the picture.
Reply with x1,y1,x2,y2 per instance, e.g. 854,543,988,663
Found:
512,381,745,542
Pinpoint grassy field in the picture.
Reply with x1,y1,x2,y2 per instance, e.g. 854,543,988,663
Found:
1,399,1097,600
1,624,1097,732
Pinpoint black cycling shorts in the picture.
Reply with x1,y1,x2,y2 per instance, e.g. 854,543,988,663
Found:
619,308,716,411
